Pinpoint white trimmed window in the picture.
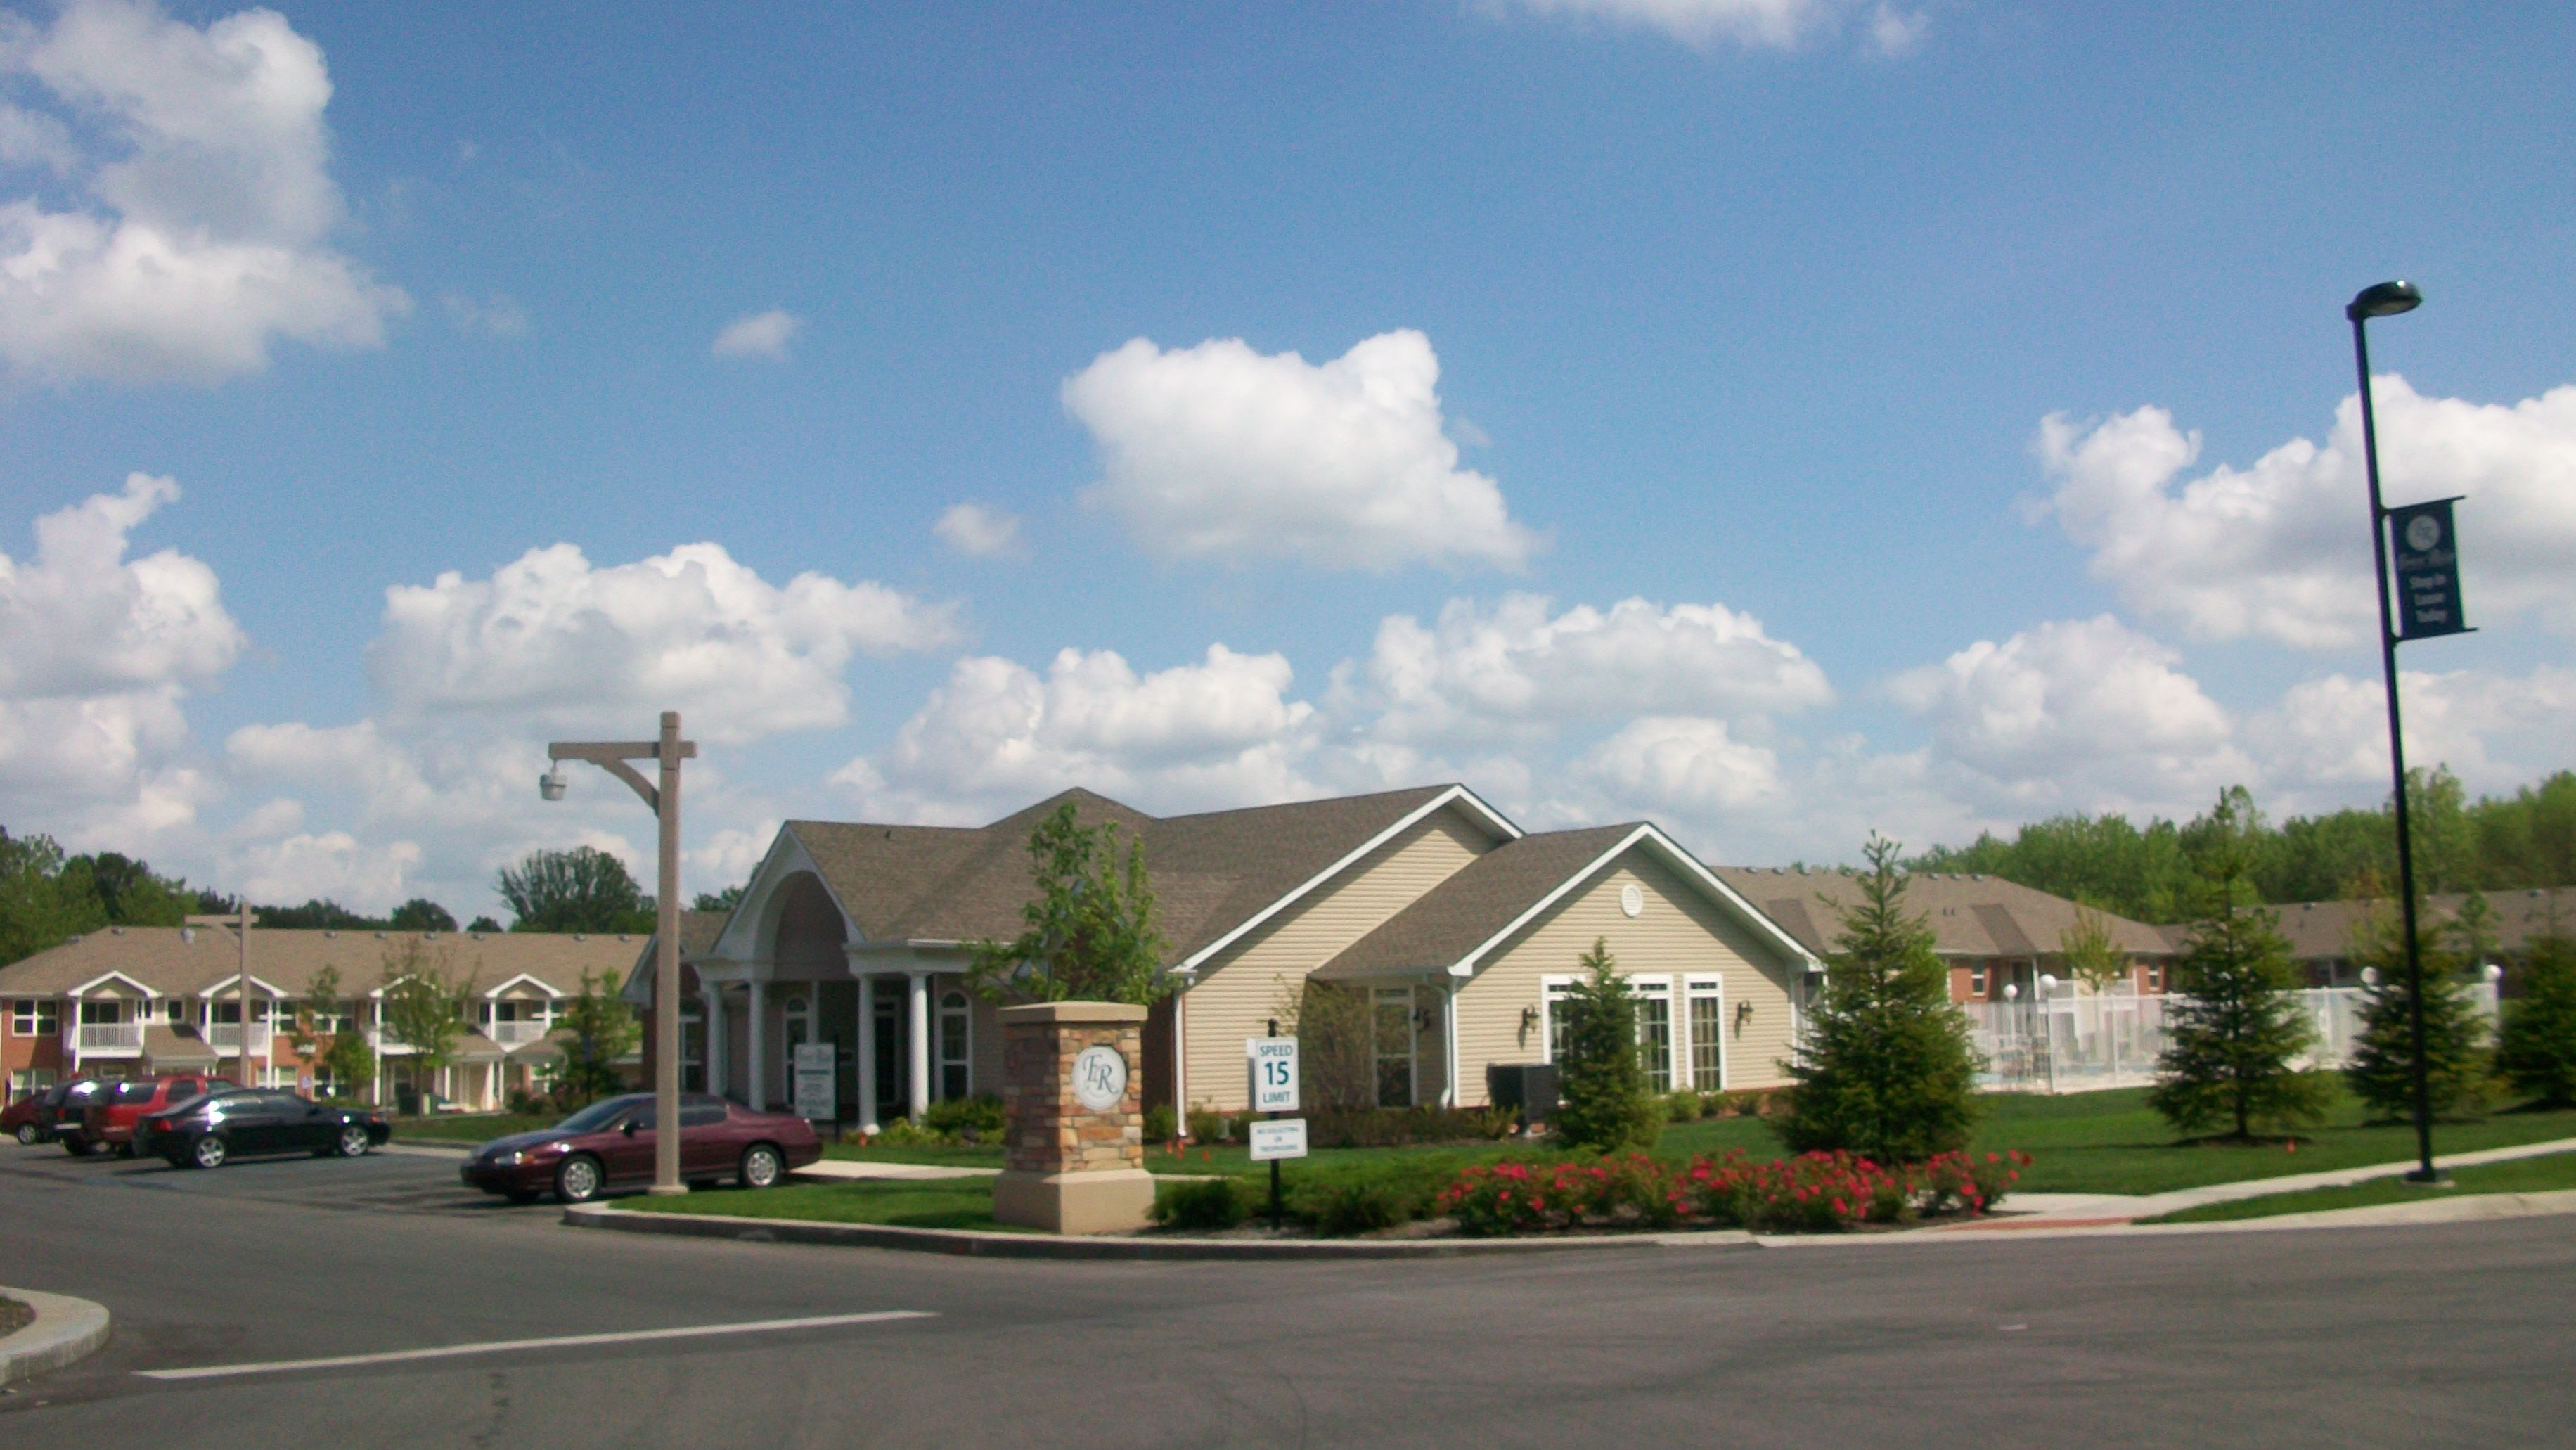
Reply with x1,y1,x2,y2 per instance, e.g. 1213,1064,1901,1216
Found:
1631,976,1673,1095
1540,977,1576,1064
1969,963,1988,997
1684,976,1725,1091
11,999,60,1037
1372,986,1416,1108
937,990,971,1101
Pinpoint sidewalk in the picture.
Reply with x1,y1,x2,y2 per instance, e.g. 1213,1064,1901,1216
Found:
793,1160,996,1183
1926,1134,2576,1232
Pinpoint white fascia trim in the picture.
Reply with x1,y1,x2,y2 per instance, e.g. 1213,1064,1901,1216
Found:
711,826,865,962
1450,825,1823,977
480,973,567,1000
194,974,287,999
1178,785,1522,974
70,970,162,999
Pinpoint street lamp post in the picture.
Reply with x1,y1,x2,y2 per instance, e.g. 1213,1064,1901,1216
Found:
542,710,697,1196
2348,279,2445,1186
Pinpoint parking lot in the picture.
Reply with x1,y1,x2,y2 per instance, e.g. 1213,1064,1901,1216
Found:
4,1136,538,1220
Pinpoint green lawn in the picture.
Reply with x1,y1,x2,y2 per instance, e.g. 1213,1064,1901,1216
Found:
624,1179,1010,1231
391,1112,560,1144
2142,1150,2576,1224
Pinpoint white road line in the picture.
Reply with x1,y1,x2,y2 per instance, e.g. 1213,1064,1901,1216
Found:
137,1310,935,1381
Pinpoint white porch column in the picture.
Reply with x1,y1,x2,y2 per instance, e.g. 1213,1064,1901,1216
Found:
746,978,768,1112
1442,979,1461,1109
905,970,929,1122
704,983,730,1102
856,975,880,1134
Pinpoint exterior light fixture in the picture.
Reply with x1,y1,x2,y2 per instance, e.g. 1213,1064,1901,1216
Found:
539,766,567,802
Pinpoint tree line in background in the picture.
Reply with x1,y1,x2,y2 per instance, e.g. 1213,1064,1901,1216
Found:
1,833,750,970
1910,768,2576,923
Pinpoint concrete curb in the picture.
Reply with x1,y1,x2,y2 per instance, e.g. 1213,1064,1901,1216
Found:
0,1288,110,1387
562,1204,1757,1260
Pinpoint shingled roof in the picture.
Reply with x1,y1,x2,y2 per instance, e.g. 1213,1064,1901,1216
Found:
1318,825,1639,978
0,926,647,998
2265,887,2576,961
779,785,1496,966
1706,867,2176,960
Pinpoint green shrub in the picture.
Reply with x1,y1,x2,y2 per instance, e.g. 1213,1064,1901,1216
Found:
1151,1176,1251,1231
921,1094,1006,1141
1308,1181,1403,1236
1663,1091,1702,1123
1303,1105,1516,1148
1142,1103,1178,1143
1185,1105,1234,1143
1283,1155,1463,1231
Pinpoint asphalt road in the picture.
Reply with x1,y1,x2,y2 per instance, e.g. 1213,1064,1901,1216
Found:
4,1138,2573,1449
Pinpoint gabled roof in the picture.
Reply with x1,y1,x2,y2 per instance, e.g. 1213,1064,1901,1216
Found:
2263,887,2576,961
774,784,1518,968
0,928,641,999
1707,866,2177,960
1321,823,1819,980
624,910,733,1001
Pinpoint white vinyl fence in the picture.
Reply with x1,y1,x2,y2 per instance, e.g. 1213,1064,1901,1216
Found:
1963,983,2501,1094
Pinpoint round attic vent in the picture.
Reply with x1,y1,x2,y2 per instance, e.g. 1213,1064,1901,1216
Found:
1619,883,1644,918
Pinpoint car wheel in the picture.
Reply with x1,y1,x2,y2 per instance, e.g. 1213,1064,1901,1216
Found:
553,1153,605,1205
191,1134,229,1170
739,1143,785,1190
336,1124,372,1158
15,1123,38,1146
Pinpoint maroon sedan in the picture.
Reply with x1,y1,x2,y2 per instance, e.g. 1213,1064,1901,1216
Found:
460,1091,819,1205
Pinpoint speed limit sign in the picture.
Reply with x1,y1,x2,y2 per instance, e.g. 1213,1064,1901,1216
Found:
1247,1036,1299,1113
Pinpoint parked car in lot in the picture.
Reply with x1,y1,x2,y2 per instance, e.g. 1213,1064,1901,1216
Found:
35,1078,114,1152
79,1074,232,1156
461,1091,820,1205
4,1089,51,1144
137,1089,392,1170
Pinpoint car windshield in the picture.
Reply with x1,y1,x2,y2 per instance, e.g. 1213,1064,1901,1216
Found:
554,1098,638,1134
113,1081,157,1103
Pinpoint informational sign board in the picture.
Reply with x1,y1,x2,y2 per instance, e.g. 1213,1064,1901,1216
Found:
1247,1036,1300,1113
1248,1117,1308,1162
2389,498,2471,641
792,1041,837,1123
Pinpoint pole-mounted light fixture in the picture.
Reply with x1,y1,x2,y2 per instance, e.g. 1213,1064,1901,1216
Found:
538,766,567,802
2346,279,2423,320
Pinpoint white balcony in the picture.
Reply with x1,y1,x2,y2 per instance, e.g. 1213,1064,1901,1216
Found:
75,1022,144,1051
488,1020,553,1047
203,1024,278,1051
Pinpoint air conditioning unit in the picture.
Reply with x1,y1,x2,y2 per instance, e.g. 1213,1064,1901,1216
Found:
1486,1063,1559,1129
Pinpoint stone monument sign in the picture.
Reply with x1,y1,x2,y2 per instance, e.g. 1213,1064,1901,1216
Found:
993,1000,1154,1234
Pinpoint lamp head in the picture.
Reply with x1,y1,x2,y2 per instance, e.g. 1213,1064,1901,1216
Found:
539,766,567,802
2346,280,2422,321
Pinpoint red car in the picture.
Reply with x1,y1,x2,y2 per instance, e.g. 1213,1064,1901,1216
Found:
4,1089,51,1145
78,1074,232,1156
460,1091,820,1205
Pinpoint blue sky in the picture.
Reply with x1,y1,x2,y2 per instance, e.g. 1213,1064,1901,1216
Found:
3,1,2570,919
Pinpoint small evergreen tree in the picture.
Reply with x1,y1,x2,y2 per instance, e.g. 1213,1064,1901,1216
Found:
967,801,1168,1004
2149,819,2328,1140
2498,931,2576,1108
1781,836,1982,1163
2344,899,2492,1122
1552,938,1662,1153
550,969,641,1105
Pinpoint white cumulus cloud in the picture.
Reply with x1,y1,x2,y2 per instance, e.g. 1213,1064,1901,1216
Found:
1576,716,1785,814
1500,0,1877,50
711,308,799,360
1064,330,1540,572
1355,594,1832,745
2035,378,2576,648
0,0,406,385
2245,666,2576,805
842,645,1320,821
364,541,960,745
933,502,1025,559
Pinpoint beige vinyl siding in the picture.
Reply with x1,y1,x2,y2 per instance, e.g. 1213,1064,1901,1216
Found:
1180,807,1497,1112
1453,849,1803,1102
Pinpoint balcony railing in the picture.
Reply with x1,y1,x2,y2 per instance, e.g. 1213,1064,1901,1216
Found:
203,1024,279,1051
75,1022,144,1051
488,1020,553,1046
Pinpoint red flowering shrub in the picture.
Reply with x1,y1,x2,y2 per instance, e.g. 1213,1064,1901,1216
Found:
1438,1147,2027,1236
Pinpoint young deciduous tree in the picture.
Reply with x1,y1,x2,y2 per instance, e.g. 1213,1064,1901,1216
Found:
2498,930,2576,1108
2344,900,2492,1122
377,940,475,1106
496,847,655,935
2149,814,2328,1141
550,969,641,1105
1781,836,1981,1163
1552,938,1663,1153
2058,904,2130,995
967,802,1168,1004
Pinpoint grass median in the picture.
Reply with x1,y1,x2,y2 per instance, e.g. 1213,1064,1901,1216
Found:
621,1179,1015,1231
2140,1151,2576,1224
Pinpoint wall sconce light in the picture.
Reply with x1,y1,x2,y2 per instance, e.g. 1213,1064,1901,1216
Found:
1734,1000,1754,1032
1412,1003,1436,1033
1520,1004,1540,1034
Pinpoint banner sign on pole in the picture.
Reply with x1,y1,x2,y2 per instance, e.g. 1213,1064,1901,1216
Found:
1249,1118,1308,1162
1247,1036,1300,1113
2388,498,2471,641
792,1041,837,1123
